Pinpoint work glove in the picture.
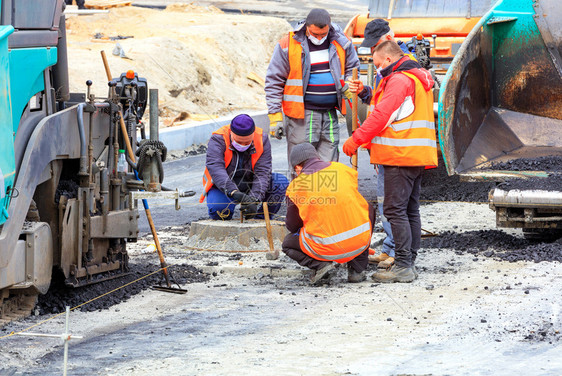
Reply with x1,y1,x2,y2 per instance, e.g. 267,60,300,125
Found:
343,137,360,156
341,82,353,100
229,190,251,204
268,112,284,140
240,202,260,219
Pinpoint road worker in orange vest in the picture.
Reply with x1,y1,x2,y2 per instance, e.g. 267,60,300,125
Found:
265,8,360,164
199,114,289,220
343,41,438,283
283,143,375,285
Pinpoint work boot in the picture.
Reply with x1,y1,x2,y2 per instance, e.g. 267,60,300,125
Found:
412,263,419,279
371,265,415,283
378,256,395,269
368,252,390,264
311,262,336,285
347,265,366,283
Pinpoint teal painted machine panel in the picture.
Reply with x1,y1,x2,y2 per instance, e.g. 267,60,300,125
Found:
0,26,14,225
9,47,57,134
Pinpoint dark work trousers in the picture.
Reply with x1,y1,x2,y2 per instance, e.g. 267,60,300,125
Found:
383,166,424,268
282,204,375,272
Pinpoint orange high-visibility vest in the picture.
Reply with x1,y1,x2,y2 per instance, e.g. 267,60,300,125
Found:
367,71,437,167
199,125,264,203
280,32,347,119
285,162,372,263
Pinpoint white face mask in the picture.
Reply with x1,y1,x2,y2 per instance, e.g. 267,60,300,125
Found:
232,140,251,152
308,34,327,46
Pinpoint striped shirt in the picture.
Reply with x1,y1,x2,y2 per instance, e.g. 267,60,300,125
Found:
304,38,338,110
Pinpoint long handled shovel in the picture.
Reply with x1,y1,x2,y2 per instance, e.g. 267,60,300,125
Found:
101,51,186,294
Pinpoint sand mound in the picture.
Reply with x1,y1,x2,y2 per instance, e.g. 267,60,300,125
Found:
65,4,290,126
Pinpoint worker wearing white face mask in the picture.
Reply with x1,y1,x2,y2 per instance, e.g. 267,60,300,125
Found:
265,8,360,165
199,114,289,220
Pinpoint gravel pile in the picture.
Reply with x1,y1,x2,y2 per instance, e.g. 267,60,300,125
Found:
54,179,79,203
422,229,562,263
497,175,562,192
421,157,495,203
36,263,208,315
489,156,562,171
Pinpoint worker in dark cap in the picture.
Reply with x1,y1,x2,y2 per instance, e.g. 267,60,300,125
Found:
199,114,289,220
283,143,375,285
361,19,413,57
346,19,418,270
265,8,360,164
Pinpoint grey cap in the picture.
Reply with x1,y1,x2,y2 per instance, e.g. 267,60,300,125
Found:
290,143,319,168
305,8,331,27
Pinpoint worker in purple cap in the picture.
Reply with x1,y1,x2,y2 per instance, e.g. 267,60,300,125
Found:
199,114,289,220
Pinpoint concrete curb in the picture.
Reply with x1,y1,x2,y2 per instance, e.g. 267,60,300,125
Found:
156,110,269,151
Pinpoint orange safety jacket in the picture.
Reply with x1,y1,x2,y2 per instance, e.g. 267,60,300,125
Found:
281,32,347,119
285,162,372,263
199,125,264,203
366,71,437,167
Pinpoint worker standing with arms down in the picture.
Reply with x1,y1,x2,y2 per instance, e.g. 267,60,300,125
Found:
199,114,289,220
265,8,360,163
283,143,375,285
343,41,437,283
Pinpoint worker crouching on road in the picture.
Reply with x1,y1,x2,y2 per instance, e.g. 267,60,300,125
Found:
265,8,360,163
283,143,375,285
199,114,289,220
343,41,438,283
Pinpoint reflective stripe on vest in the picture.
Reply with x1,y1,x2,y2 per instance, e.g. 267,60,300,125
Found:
300,230,369,261
282,32,346,119
285,162,371,264
303,221,371,245
368,71,437,167
199,125,264,203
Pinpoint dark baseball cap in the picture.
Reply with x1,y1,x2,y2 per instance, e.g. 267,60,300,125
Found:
305,8,331,27
360,19,391,48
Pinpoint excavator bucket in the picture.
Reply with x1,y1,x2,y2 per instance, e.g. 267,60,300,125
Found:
438,0,562,180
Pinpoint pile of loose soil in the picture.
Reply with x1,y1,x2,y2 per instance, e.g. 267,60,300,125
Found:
422,229,562,263
36,263,208,315
65,5,291,126
421,157,495,203
489,156,562,171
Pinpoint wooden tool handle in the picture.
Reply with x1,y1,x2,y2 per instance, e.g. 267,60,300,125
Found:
100,50,169,284
351,67,358,171
263,203,274,252
100,51,135,161
263,203,279,260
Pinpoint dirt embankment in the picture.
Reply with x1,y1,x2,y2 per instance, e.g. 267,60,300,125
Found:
65,4,291,126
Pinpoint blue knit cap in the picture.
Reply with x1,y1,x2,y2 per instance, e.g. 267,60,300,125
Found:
230,114,255,136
